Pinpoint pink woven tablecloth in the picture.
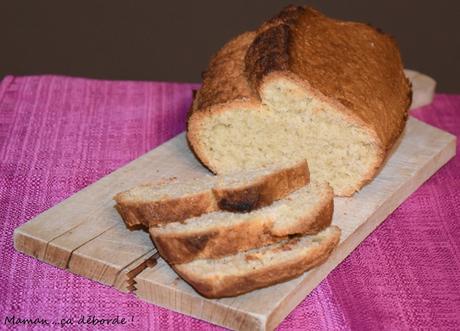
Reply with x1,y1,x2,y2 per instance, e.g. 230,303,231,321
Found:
0,75,459,330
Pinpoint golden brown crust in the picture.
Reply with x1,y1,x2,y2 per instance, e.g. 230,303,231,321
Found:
150,182,332,264
192,32,257,112
115,191,217,228
114,161,309,228
187,6,411,193
174,226,341,298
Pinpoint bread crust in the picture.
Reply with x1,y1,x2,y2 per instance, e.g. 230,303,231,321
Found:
187,6,411,195
115,191,217,228
150,182,333,264
114,160,309,228
174,226,341,298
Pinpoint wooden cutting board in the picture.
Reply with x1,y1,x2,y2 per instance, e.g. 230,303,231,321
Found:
14,114,455,330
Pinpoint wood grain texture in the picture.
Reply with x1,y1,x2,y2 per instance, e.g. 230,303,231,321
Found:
13,116,455,331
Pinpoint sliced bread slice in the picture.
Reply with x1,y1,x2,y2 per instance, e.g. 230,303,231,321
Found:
174,225,341,298
150,181,333,264
114,160,309,228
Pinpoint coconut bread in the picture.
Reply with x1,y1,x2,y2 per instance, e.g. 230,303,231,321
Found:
114,160,309,228
151,181,333,264
187,6,412,196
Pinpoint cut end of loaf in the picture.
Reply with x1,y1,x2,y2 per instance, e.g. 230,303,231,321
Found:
189,77,382,196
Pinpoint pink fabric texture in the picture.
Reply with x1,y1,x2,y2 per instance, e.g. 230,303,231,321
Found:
0,75,459,330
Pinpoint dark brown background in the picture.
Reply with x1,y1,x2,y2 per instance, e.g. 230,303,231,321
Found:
1,1,459,92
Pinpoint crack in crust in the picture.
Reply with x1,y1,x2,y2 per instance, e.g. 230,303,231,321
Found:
245,24,290,90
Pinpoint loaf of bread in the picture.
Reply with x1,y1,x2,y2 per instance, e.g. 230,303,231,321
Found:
187,6,412,196
151,181,333,264
174,226,341,298
114,160,308,227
